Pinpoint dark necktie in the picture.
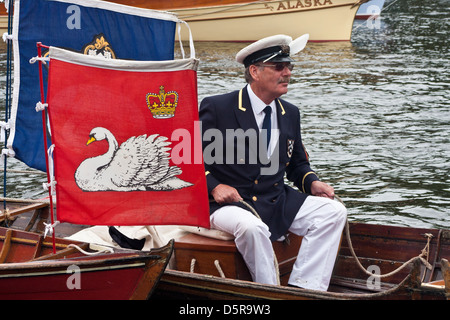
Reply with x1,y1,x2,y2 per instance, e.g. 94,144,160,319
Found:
262,106,272,150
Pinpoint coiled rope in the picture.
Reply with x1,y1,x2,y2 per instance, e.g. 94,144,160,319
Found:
335,195,433,279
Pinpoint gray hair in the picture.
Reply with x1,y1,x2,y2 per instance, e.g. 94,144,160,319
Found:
244,66,253,84
244,64,264,84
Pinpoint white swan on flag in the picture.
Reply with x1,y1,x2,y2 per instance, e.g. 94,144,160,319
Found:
75,127,192,192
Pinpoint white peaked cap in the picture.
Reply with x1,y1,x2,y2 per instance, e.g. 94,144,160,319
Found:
236,34,309,67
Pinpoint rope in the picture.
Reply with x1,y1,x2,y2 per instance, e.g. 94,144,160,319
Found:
35,101,48,112
189,257,226,278
214,260,226,278
344,220,433,278
0,208,10,222
29,56,50,64
43,221,60,238
67,244,114,256
2,32,13,42
334,195,433,279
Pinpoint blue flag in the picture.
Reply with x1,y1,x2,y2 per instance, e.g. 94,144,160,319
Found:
7,0,180,171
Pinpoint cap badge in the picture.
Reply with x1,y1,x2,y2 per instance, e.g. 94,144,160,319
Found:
281,45,290,54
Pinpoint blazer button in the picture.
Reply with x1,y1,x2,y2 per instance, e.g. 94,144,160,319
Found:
274,183,278,186
252,196,257,201
254,180,258,184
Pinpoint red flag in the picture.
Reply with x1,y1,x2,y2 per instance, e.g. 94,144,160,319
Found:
46,47,209,228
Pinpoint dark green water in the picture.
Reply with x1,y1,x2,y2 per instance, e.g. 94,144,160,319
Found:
1,0,449,229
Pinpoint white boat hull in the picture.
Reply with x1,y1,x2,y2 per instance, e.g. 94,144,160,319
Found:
1,1,361,41
173,0,361,42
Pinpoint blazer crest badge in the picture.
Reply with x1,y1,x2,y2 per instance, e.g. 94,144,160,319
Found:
287,139,294,158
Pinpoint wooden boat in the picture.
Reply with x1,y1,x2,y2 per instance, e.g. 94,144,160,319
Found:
0,198,87,237
0,198,49,229
1,198,449,300
107,0,366,42
0,3,8,31
153,222,449,300
0,225,173,300
1,0,366,41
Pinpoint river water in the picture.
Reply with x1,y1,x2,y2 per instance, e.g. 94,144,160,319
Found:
0,0,449,229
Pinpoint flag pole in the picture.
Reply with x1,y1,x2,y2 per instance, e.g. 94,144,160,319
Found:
36,42,57,253
2,0,14,214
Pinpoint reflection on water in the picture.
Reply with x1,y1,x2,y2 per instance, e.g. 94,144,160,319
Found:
1,0,449,228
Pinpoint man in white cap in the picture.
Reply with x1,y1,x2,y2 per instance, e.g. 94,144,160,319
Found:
199,34,347,291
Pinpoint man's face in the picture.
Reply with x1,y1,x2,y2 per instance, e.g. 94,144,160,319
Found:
251,62,293,101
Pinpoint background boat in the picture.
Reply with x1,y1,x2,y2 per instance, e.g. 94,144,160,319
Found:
355,0,385,19
0,225,173,300
0,5,5,30
108,0,365,42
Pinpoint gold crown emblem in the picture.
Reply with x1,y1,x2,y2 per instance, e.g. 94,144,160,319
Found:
146,86,179,119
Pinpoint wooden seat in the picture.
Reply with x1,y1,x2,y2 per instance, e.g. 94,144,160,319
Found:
174,232,302,285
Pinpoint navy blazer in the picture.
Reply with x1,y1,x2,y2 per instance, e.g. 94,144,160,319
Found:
199,86,319,241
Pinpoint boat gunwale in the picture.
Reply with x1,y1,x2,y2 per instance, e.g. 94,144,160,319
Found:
0,247,166,272
156,222,449,299
158,257,444,300
0,223,174,300
0,226,174,274
174,0,359,22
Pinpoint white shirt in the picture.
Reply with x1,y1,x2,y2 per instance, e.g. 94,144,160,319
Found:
247,84,279,156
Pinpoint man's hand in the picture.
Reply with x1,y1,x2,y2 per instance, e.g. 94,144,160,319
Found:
211,184,242,205
310,181,335,199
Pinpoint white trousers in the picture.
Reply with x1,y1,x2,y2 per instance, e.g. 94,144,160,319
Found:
210,196,347,291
